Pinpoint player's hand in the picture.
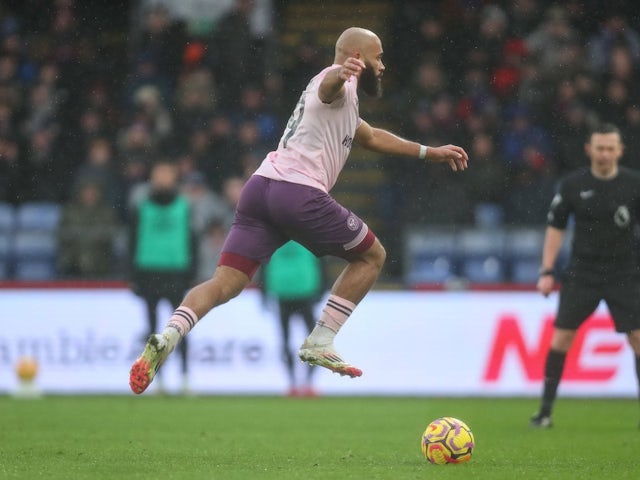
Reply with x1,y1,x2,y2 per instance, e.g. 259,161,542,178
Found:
338,57,365,82
425,145,469,171
537,275,554,297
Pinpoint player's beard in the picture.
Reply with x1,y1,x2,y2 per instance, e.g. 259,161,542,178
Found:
360,65,382,98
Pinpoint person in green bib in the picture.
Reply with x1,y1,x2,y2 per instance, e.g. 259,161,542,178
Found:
263,240,325,397
129,160,196,394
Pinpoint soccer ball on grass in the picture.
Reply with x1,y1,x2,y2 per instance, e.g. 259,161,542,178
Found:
15,356,39,382
421,416,474,464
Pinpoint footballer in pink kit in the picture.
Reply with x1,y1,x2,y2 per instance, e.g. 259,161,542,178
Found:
130,27,469,394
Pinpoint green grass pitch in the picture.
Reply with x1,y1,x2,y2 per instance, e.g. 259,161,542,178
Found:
0,395,638,479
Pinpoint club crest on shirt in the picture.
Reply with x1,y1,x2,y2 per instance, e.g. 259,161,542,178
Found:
346,214,359,231
579,189,595,199
614,205,630,228
342,134,353,149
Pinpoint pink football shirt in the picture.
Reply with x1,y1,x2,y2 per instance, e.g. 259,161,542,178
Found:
254,65,362,193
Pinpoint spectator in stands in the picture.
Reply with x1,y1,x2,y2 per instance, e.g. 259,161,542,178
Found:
236,119,270,162
0,102,16,138
1,22,37,85
476,5,510,72
23,125,62,201
490,39,527,102
622,105,640,170
76,107,108,144
137,4,187,86
507,0,543,38
504,146,557,225
419,164,474,226
572,70,600,113
262,240,324,397
456,67,500,138
588,11,640,73
180,170,233,236
220,176,245,215
403,60,448,111
607,44,637,84
282,31,330,99
463,132,507,207
233,84,280,144
22,62,65,136
174,64,217,141
0,53,23,109
57,180,118,278
429,94,460,145
131,85,173,147
185,128,213,181
72,137,123,213
525,5,582,81
206,113,242,192
128,159,196,394
124,54,171,114
209,0,264,108
500,105,554,172
196,219,227,283
516,59,549,121
118,122,155,193
553,101,594,175
598,77,631,122
0,135,21,203
238,151,261,179
68,82,118,160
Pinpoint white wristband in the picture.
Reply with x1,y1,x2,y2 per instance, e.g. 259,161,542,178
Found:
418,145,428,159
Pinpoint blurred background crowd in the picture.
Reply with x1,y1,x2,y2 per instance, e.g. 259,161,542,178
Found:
0,0,639,284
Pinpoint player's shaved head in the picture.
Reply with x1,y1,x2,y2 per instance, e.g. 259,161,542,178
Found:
335,27,380,63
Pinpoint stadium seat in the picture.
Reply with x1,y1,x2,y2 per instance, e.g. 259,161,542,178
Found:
403,227,459,285
0,260,8,279
460,256,506,283
474,202,504,229
12,231,57,280
510,258,541,284
0,202,15,231
13,231,57,260
15,202,61,231
457,229,506,283
407,253,456,284
504,228,544,283
457,228,506,256
504,228,543,258
0,233,11,279
0,232,10,257
14,259,56,281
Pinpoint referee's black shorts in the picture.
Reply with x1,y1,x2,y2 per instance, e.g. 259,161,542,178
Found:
556,274,640,333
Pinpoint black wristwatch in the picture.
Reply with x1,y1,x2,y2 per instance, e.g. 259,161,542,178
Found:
538,268,555,277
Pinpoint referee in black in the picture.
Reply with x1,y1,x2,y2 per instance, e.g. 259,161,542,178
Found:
531,123,640,428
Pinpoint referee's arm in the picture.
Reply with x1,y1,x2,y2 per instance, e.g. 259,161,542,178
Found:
538,226,564,297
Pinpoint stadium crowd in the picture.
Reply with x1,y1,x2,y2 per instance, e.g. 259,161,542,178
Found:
0,0,639,281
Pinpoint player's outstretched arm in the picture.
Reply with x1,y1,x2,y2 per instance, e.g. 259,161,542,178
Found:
424,144,469,172
319,57,365,104
354,120,468,171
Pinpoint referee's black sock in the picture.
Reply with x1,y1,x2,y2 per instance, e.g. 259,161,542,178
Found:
635,355,640,402
540,349,567,417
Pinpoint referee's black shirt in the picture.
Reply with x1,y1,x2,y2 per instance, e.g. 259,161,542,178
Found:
547,166,640,281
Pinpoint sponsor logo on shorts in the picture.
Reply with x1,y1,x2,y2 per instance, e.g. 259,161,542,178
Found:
346,215,359,231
